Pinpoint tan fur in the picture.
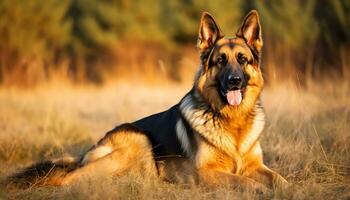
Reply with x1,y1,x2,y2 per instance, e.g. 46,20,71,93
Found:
8,10,287,191
181,10,287,189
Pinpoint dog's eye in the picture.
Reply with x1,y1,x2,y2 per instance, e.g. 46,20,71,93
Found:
237,53,248,65
216,54,227,65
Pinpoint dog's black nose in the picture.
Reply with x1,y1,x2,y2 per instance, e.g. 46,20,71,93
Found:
227,74,242,89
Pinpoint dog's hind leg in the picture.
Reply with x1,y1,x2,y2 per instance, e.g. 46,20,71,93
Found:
61,131,157,185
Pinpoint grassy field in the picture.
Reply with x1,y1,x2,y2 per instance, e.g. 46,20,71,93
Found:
0,80,349,199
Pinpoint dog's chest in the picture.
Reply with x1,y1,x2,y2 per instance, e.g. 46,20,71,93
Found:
193,118,264,174
194,134,241,173
236,110,265,154
187,110,265,157
180,95,266,172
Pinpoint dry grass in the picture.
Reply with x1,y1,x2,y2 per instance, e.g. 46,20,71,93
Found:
0,79,349,199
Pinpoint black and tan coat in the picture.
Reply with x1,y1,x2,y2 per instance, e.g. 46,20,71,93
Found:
6,10,287,190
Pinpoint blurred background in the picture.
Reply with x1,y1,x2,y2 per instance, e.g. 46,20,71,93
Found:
1,1,350,199
0,0,349,87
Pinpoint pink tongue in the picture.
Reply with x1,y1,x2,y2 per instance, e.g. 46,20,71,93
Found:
226,90,242,106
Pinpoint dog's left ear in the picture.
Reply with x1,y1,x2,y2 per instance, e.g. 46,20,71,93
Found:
197,12,224,53
236,10,263,53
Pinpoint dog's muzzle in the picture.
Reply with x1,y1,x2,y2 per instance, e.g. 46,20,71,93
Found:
219,69,246,106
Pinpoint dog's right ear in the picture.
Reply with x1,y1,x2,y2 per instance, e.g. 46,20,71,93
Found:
236,10,263,54
197,12,224,53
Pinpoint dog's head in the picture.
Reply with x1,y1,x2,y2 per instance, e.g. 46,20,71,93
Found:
194,10,264,116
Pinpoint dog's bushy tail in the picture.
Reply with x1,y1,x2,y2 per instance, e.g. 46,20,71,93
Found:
4,156,79,190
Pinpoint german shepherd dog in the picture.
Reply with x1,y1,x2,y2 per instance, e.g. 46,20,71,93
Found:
7,10,287,190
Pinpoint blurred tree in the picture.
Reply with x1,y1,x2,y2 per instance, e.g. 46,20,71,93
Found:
315,0,350,65
158,0,243,43
254,0,318,50
0,0,71,85
251,0,319,82
0,0,349,85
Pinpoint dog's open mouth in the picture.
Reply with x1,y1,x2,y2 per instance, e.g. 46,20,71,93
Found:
219,87,244,106
226,90,243,106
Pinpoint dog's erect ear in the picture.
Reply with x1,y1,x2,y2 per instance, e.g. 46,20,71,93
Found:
197,12,224,53
236,10,263,53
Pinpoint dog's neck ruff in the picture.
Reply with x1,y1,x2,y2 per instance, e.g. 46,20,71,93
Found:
179,91,265,156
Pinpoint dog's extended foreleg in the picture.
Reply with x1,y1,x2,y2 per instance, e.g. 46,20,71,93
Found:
198,169,268,191
244,164,288,189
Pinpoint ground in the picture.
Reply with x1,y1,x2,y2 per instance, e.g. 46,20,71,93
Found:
0,81,349,199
